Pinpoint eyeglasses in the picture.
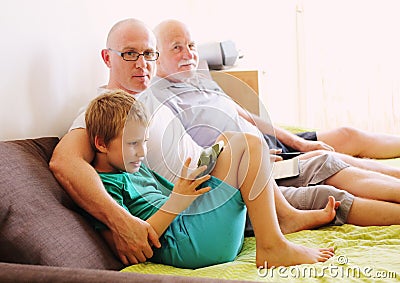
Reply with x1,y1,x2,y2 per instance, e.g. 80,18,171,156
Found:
108,48,159,61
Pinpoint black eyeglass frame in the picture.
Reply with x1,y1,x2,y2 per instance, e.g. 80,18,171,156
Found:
107,48,159,61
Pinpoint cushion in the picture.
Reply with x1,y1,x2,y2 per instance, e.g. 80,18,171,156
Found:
0,137,123,270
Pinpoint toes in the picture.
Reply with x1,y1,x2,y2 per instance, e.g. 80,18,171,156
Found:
318,251,334,262
319,247,335,252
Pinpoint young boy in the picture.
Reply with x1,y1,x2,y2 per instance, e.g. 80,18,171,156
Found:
85,90,334,269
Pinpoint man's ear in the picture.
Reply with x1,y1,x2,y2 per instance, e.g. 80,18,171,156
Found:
101,49,112,68
94,136,108,153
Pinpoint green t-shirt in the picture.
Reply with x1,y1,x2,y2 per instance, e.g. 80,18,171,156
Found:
93,164,173,229
88,164,246,269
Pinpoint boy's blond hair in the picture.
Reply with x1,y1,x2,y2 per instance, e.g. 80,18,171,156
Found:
85,89,148,150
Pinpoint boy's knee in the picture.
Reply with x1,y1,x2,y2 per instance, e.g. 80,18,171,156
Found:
243,133,266,149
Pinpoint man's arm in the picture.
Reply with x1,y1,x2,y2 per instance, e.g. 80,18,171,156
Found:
49,129,161,265
235,105,333,152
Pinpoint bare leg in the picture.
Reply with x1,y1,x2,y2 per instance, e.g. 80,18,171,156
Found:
347,197,400,226
299,150,400,179
317,126,400,159
274,188,338,234
217,133,338,234
325,166,400,203
211,132,334,267
331,152,400,179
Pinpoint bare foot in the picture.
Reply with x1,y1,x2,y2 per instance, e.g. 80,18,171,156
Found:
256,240,334,268
279,196,339,234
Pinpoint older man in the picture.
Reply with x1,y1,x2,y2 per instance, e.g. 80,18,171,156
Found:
151,18,400,226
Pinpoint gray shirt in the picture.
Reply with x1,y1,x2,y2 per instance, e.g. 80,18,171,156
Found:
151,75,260,147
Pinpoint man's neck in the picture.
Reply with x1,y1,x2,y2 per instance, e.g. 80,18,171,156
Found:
105,82,139,96
157,73,180,83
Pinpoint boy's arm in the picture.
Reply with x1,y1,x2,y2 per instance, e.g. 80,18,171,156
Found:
146,160,211,237
49,128,160,265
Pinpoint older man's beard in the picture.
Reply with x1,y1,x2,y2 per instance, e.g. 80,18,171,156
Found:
170,59,197,81
178,59,197,69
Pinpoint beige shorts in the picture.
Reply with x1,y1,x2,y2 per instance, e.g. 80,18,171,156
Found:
244,183,354,236
245,153,354,236
280,184,354,226
277,153,350,187
277,153,354,225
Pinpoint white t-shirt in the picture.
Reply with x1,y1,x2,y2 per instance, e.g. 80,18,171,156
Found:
69,87,202,182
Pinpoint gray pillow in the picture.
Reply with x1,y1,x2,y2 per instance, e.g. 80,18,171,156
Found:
0,137,123,270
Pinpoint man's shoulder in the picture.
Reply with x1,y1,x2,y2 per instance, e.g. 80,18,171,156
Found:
68,86,107,132
198,77,226,95
150,76,173,90
147,77,177,104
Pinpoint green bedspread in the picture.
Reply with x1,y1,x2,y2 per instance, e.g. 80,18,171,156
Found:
122,224,400,282
122,128,400,282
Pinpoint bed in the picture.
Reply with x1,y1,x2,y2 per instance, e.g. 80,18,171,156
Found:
122,224,400,282
121,72,400,282
2,68,398,282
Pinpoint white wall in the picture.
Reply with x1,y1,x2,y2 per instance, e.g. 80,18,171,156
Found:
1,1,107,140
0,0,300,140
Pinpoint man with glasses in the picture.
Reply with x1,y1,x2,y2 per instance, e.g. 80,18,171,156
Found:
51,19,162,265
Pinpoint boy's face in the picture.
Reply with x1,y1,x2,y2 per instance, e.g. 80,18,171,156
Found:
106,120,148,173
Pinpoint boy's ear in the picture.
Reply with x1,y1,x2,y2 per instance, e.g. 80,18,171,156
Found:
94,136,108,153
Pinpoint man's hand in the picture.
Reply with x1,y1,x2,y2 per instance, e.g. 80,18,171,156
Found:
269,148,283,162
110,216,161,265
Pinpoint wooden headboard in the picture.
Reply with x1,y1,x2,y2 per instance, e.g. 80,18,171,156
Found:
210,70,260,115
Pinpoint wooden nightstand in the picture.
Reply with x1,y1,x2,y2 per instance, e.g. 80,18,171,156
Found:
210,69,261,115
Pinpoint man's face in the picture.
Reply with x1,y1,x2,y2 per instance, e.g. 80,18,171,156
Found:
105,24,157,94
156,24,199,81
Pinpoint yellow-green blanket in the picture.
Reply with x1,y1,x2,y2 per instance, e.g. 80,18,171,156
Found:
122,224,400,282
122,128,400,282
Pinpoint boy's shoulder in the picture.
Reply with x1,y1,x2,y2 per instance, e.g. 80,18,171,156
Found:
98,171,130,188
